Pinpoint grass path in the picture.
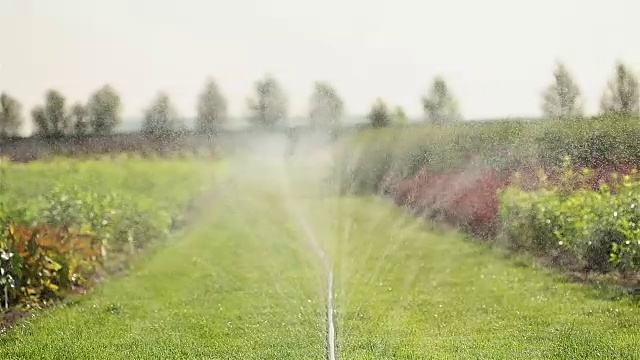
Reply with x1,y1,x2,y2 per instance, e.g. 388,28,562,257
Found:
330,197,640,359
0,161,328,359
1,153,640,359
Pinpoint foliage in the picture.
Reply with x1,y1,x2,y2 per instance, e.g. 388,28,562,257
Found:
70,103,90,136
389,167,507,238
196,78,227,135
142,92,182,137
0,223,100,308
87,85,122,135
422,76,461,123
0,93,23,137
500,163,640,273
0,158,216,308
309,81,344,130
601,62,639,116
30,106,47,137
392,106,408,126
247,74,288,128
338,115,640,194
541,62,583,119
337,116,640,276
368,98,391,129
32,90,69,137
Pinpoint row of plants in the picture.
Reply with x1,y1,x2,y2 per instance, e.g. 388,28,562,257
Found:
0,134,220,163
386,159,640,273
499,162,640,273
387,167,508,238
337,116,640,275
338,115,640,195
0,157,216,309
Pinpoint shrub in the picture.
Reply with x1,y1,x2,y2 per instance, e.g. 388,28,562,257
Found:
0,223,100,308
498,170,640,273
337,115,640,194
0,158,217,308
389,166,508,238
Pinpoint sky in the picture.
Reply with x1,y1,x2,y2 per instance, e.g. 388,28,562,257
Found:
1,0,639,134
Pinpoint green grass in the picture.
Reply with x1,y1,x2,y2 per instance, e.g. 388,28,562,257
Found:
0,162,327,359
330,197,640,359
1,156,639,359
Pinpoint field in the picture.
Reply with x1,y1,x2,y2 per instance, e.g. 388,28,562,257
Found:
340,117,640,274
1,135,639,359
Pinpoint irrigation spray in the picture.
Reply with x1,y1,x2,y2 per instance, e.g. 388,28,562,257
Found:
233,128,339,359
277,130,339,360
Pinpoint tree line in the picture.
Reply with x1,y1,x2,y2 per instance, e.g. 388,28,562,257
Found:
0,61,638,138
369,61,639,128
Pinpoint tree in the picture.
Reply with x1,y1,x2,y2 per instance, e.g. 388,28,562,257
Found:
33,89,68,137
31,106,48,136
142,92,181,136
88,85,122,134
368,98,391,128
600,62,639,116
393,106,408,126
541,62,583,119
0,93,23,137
309,81,344,130
247,74,288,128
422,76,461,124
70,103,90,136
195,78,227,135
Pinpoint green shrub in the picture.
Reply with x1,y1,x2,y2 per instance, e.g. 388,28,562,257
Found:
498,170,640,273
0,158,217,307
0,223,100,308
337,115,640,192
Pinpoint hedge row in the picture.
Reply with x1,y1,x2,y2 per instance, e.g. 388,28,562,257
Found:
0,157,216,308
336,115,640,275
499,165,640,273
337,115,640,194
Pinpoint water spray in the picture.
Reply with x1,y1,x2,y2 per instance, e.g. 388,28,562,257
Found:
276,131,338,360
326,268,337,360
285,199,338,360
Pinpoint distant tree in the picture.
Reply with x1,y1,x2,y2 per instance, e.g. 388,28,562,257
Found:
368,98,391,128
541,62,583,119
70,103,90,136
0,93,23,137
195,78,227,135
247,74,288,128
309,81,344,130
393,106,408,126
33,89,69,137
31,106,48,136
422,76,461,124
142,92,181,136
88,85,122,134
600,62,639,116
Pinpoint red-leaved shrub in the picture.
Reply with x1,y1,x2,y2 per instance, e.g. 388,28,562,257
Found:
387,160,640,239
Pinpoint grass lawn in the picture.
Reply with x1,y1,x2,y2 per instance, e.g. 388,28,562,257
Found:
1,154,639,359
330,197,640,359
0,161,327,359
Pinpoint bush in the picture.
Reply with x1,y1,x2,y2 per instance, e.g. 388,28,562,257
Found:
498,169,640,273
337,115,640,193
0,158,217,308
338,116,640,276
0,223,100,308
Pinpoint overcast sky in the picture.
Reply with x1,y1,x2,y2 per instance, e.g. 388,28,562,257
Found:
1,0,639,134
